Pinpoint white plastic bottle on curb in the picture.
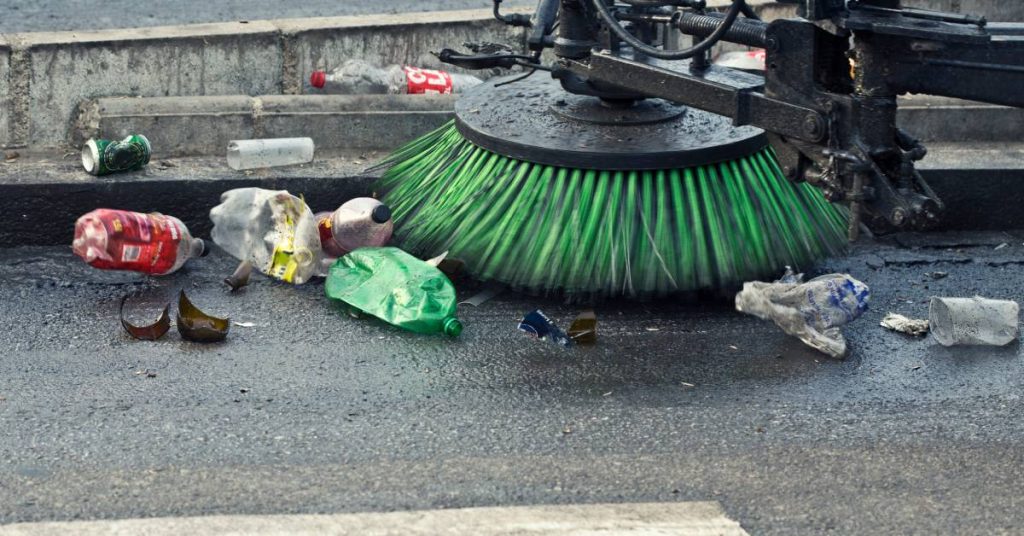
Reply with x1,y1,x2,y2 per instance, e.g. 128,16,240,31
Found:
227,138,314,170
309,59,483,95
315,198,394,258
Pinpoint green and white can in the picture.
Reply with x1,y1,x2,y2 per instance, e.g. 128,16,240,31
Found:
82,135,152,176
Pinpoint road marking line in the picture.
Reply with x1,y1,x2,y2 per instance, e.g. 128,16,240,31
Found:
0,502,748,535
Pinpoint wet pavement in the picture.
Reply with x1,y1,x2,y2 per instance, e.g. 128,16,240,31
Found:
2,232,1024,534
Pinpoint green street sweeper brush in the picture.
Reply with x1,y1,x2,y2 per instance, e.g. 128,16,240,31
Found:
377,74,848,298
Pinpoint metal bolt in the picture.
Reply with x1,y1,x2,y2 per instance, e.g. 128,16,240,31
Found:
891,208,907,227
803,114,825,139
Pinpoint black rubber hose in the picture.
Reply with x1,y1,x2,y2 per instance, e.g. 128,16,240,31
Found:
590,0,746,60
494,0,533,27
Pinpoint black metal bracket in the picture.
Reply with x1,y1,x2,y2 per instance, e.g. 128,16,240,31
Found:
442,0,1024,235
561,53,827,143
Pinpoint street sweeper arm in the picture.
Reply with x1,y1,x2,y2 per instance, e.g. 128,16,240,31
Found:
457,0,1024,238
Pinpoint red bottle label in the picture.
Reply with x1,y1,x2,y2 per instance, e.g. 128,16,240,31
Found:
404,66,453,94
316,214,348,258
317,215,334,249
83,210,181,274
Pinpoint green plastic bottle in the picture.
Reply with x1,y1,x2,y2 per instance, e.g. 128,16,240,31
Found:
325,247,463,337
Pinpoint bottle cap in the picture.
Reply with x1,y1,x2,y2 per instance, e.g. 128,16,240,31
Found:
443,317,463,338
371,204,392,224
310,70,327,89
196,238,209,257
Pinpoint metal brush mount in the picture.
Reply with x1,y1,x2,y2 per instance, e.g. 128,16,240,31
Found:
441,0,1024,238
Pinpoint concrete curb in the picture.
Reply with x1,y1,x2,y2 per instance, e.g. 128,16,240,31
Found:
75,95,455,157
0,9,526,151
1,141,1022,248
66,92,1024,157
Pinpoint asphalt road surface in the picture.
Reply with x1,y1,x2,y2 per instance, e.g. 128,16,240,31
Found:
2,231,1024,534
0,1,533,33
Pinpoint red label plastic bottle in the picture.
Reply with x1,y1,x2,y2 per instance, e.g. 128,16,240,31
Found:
309,60,482,95
72,209,205,275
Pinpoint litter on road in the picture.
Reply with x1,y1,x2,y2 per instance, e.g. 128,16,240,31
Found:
177,291,230,343
224,260,253,291
880,312,929,336
929,296,1019,346
735,270,871,359
518,310,572,347
120,295,171,341
568,310,597,344
73,209,206,275
325,247,463,337
315,197,393,260
210,188,322,285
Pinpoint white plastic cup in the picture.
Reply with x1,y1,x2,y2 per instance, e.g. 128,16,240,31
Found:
929,296,1020,346
226,138,314,170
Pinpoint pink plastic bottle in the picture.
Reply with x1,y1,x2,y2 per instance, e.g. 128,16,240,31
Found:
316,198,394,258
72,209,205,275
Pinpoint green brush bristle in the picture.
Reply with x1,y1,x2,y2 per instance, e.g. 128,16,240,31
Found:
379,121,849,298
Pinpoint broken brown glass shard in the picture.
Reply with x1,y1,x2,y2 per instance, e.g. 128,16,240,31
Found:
568,310,597,344
120,295,171,341
224,260,253,291
177,291,230,342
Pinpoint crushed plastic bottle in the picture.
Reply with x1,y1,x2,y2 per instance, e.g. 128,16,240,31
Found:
735,269,870,359
73,209,205,275
309,59,483,95
929,296,1019,346
315,198,394,259
325,247,463,337
210,188,321,285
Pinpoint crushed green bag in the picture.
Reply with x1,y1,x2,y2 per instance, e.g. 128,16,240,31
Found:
326,247,463,337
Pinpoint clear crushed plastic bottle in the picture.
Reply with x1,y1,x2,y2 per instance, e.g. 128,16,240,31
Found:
72,209,205,275
209,188,322,285
309,59,483,95
315,198,394,259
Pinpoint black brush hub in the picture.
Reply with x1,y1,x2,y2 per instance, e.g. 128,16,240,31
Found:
454,74,767,171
